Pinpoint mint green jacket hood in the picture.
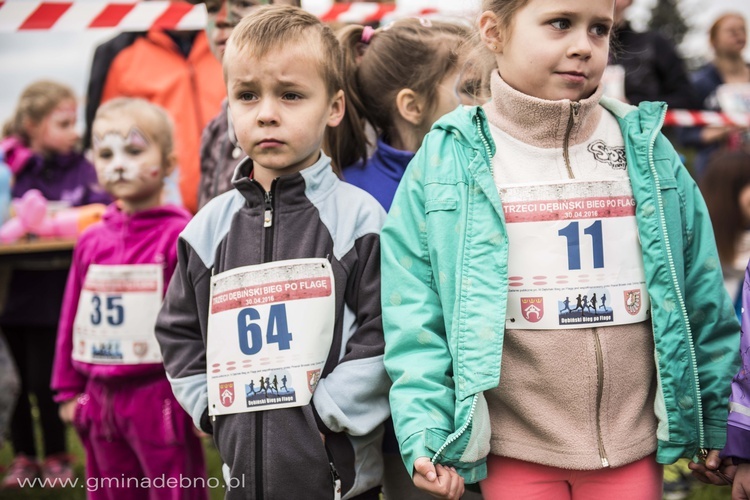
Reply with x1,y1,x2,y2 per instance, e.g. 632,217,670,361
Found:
381,98,740,483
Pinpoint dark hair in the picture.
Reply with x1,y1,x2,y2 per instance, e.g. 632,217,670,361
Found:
329,19,470,169
700,149,750,266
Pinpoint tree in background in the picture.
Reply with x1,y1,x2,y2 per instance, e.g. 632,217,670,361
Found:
648,0,690,46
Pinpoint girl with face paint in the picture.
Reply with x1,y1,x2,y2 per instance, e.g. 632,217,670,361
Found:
51,98,207,499
0,80,111,488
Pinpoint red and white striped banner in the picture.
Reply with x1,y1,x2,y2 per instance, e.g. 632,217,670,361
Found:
664,109,750,128
0,1,207,31
0,1,475,32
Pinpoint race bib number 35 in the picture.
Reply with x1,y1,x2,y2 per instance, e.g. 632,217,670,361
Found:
207,258,335,416
500,180,650,330
72,264,164,364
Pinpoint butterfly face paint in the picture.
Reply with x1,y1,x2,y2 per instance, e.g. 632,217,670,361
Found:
92,123,167,210
93,127,160,183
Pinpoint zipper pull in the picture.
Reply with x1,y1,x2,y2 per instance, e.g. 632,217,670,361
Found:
263,191,273,228
329,461,342,500
571,102,581,125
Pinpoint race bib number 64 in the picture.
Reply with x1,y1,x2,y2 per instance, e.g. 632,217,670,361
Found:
207,258,335,416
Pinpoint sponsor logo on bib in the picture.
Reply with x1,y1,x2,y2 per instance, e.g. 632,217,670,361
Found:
520,297,544,323
220,382,235,407
624,290,642,316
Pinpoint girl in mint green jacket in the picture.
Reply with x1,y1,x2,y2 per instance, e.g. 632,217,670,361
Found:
380,0,740,499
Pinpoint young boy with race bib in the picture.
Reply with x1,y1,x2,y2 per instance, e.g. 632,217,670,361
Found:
155,6,389,499
52,98,206,499
381,0,740,499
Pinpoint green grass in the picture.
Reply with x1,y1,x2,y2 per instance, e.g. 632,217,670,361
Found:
0,428,226,499
0,405,734,499
0,436,735,499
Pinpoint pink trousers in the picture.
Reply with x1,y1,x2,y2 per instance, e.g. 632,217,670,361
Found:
480,454,663,500
75,376,208,500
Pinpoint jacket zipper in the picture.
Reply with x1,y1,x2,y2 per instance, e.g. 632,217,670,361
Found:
592,328,609,467
324,445,343,500
473,115,493,171
645,107,705,452
431,394,479,464
563,102,580,179
425,116,493,466
256,179,276,500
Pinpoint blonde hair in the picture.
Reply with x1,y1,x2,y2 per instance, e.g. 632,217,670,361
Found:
469,0,533,89
226,5,342,97
3,80,76,143
224,5,344,172
481,0,531,32
93,98,174,168
330,19,471,169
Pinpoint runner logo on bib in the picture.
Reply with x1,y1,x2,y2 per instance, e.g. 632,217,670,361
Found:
500,180,650,330
207,258,334,416
72,264,164,364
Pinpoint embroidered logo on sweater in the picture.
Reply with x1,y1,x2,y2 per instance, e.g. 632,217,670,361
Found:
588,140,627,170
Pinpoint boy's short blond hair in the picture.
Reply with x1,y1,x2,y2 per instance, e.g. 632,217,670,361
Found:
224,5,343,97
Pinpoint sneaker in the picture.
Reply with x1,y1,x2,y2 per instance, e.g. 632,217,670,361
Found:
41,453,74,486
2,454,41,488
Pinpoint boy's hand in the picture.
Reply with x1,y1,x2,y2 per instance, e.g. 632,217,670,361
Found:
733,463,750,499
412,457,464,499
58,398,78,424
688,449,734,485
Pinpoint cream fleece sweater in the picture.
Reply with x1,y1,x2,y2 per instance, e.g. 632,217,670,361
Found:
483,72,657,470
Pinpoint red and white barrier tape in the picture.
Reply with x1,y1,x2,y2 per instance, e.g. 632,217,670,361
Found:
664,109,750,128
0,1,474,32
0,1,206,31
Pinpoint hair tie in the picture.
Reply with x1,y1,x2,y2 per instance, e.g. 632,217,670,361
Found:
361,26,375,44
418,18,432,28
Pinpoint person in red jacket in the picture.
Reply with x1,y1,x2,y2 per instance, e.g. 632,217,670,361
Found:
86,23,226,213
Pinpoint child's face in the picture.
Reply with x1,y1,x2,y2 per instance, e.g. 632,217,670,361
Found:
92,116,169,211
225,40,344,187
714,16,746,56
205,0,266,61
740,184,750,225
30,99,79,155
488,0,613,102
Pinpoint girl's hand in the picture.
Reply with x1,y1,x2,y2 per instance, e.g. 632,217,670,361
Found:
58,398,78,424
733,463,750,500
688,449,734,485
700,125,741,144
412,457,465,499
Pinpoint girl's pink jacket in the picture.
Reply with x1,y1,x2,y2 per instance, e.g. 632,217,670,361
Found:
51,202,191,403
